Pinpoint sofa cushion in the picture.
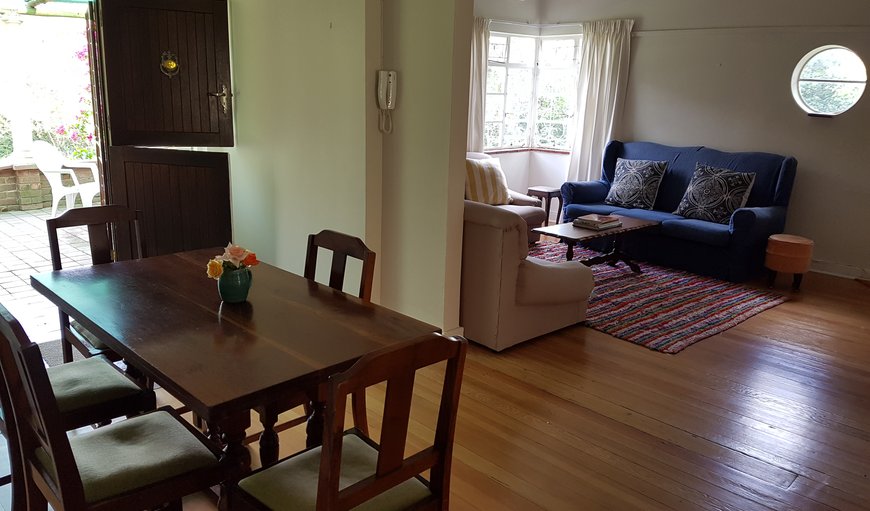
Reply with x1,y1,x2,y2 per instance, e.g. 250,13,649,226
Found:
564,203,621,220
611,208,683,223
465,158,511,205
604,158,667,209
661,218,732,247
674,164,755,224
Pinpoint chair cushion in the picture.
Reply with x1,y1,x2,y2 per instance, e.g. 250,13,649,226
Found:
674,164,756,224
465,158,511,206
36,411,219,503
71,320,109,350
46,357,143,414
604,158,668,210
239,433,432,511
610,208,683,223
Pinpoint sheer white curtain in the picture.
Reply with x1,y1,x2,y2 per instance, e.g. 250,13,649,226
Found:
467,17,490,152
567,19,634,182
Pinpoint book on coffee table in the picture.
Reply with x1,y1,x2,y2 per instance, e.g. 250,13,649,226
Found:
573,214,622,230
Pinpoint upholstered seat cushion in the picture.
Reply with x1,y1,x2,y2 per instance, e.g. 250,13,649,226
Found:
661,218,732,247
71,320,109,350
36,411,219,503
239,433,432,511
46,357,143,413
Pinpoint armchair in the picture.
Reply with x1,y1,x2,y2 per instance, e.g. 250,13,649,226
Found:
460,200,594,351
467,152,547,243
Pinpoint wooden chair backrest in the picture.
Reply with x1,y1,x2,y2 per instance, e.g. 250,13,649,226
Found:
0,304,89,508
0,305,27,510
304,230,376,302
46,205,144,271
316,333,467,511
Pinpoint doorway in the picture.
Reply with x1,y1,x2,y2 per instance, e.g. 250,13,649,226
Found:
0,1,98,345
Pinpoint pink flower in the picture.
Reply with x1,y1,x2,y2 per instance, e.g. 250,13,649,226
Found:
223,243,248,267
56,126,66,135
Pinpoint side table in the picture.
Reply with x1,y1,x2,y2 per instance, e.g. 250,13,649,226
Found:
527,186,562,226
765,234,814,291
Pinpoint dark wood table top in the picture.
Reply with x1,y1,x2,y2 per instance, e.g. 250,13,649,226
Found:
30,248,438,423
532,215,659,242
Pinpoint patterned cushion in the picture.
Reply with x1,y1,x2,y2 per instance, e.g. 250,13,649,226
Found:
674,164,756,224
465,158,511,206
604,158,668,210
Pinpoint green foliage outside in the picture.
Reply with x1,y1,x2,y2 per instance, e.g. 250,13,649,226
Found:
0,115,12,159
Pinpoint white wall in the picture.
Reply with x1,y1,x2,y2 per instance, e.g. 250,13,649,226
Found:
227,0,371,283
380,0,472,332
480,0,870,277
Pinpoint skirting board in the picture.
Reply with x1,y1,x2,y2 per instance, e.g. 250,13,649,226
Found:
810,259,870,280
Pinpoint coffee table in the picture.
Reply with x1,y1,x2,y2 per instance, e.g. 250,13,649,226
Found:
532,215,659,273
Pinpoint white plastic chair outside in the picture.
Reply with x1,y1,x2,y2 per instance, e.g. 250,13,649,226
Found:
31,141,101,217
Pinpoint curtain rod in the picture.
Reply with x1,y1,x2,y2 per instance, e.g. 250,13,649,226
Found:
490,19,582,29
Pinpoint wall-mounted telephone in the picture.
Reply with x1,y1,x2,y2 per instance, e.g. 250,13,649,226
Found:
377,70,396,133
377,70,396,110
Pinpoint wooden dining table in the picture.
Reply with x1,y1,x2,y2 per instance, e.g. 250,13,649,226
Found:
30,247,438,475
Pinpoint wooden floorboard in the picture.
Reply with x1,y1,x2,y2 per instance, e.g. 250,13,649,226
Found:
419,271,870,510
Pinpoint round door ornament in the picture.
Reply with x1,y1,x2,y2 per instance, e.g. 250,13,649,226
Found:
160,51,180,77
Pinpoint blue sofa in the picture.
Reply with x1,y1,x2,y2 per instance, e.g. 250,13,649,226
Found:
560,140,797,282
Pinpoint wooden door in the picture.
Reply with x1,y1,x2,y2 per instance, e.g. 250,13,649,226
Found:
96,0,234,257
100,0,233,147
107,147,231,259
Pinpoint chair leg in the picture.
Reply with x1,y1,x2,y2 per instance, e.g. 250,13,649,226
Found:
61,338,73,364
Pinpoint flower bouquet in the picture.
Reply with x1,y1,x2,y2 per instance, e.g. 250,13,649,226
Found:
207,243,259,303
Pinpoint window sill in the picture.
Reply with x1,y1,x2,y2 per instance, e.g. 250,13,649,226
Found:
486,148,570,155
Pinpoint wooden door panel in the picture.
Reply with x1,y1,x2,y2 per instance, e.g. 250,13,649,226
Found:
101,0,232,147
108,147,231,259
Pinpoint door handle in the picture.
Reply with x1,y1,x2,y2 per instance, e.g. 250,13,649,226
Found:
208,85,231,115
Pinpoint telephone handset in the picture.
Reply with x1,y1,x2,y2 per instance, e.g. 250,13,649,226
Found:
377,70,396,110
377,70,396,133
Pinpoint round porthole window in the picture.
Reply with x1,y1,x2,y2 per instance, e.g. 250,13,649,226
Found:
792,45,866,116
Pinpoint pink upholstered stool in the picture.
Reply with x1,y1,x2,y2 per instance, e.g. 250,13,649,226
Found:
765,234,814,291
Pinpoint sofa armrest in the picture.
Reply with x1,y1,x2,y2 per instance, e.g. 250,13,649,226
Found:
516,258,594,306
730,206,787,245
561,180,610,206
509,189,542,207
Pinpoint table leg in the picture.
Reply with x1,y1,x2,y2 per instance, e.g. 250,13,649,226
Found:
306,399,326,449
555,197,563,224
579,238,643,273
543,197,552,226
258,406,280,466
216,413,251,473
565,241,576,261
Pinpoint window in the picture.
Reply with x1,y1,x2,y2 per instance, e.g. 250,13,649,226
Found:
485,33,580,151
791,45,866,116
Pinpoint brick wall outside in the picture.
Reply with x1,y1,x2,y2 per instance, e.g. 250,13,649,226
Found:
0,167,100,212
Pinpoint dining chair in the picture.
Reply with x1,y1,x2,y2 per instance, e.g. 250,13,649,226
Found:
233,332,467,511
0,304,228,511
0,303,156,510
305,229,377,430
255,230,377,465
46,205,144,364
32,140,101,217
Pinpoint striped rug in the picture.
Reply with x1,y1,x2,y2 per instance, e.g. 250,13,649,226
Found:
528,242,788,353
